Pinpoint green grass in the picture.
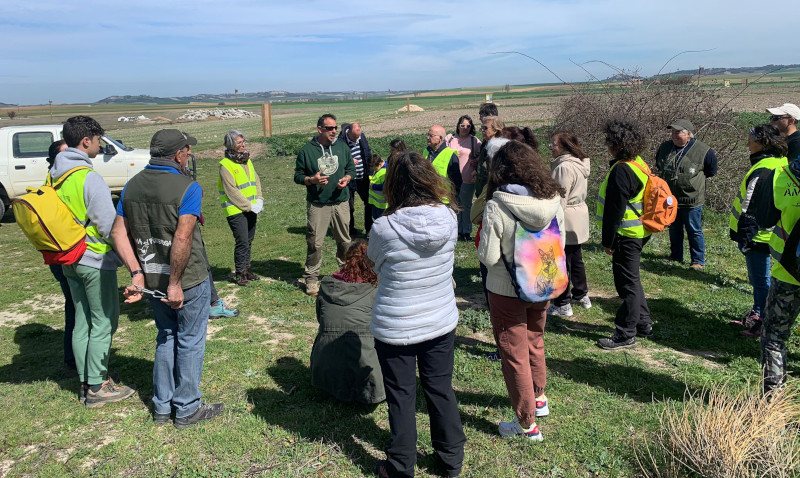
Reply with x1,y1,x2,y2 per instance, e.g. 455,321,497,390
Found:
1,132,798,477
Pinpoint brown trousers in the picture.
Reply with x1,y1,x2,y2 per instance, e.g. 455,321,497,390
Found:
488,292,548,428
304,201,351,283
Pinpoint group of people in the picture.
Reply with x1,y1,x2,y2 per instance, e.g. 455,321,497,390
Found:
34,99,800,476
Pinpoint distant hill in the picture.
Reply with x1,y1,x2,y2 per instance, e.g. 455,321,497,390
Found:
0,102,16,108
95,90,412,105
603,64,800,82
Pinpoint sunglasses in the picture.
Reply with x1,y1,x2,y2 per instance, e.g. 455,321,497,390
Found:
770,115,791,121
321,125,338,131
459,124,471,129
480,126,489,131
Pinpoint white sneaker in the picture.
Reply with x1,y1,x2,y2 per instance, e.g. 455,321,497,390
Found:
498,417,543,441
547,303,573,317
573,296,592,309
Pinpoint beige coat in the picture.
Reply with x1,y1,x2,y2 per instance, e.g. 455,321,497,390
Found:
550,153,591,245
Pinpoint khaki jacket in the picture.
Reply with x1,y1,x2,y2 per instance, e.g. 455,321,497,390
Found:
551,153,591,245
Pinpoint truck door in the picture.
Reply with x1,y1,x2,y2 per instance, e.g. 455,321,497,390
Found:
95,137,126,188
10,130,53,195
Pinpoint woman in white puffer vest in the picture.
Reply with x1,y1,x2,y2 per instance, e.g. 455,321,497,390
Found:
368,151,466,478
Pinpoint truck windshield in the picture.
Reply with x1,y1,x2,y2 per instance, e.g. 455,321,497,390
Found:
103,135,134,152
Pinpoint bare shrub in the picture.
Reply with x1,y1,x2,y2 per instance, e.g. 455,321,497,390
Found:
636,383,800,478
551,72,746,212
6,110,16,120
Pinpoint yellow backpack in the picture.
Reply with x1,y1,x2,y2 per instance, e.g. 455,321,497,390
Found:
12,167,89,265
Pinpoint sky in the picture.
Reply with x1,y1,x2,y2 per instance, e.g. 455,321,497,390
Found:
0,0,793,105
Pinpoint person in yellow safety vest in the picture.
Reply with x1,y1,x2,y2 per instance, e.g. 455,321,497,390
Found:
368,153,387,220
595,119,652,350
744,130,800,394
51,115,135,407
218,130,264,286
424,125,462,204
728,124,788,337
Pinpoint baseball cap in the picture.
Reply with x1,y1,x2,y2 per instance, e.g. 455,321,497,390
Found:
150,129,198,157
667,119,694,132
766,103,800,120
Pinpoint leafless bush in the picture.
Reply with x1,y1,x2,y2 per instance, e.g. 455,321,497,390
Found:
6,110,16,120
550,71,746,212
636,383,800,478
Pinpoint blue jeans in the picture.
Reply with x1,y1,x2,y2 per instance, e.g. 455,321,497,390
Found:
150,278,211,418
457,183,475,235
668,206,705,265
745,250,770,315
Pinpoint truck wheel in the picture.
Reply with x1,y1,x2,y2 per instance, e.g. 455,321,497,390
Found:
0,188,10,219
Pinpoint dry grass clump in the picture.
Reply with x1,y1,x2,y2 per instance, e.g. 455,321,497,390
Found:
551,74,744,212
637,383,800,478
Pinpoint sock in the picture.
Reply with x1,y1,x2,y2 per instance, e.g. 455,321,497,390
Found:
89,383,103,393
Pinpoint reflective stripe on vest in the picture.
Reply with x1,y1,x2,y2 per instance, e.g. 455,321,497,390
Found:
729,155,787,244
423,147,456,204
218,158,257,217
55,168,112,255
596,156,650,239
769,166,800,285
368,167,387,208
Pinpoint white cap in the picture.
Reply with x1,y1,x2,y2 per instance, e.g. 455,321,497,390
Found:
766,103,800,120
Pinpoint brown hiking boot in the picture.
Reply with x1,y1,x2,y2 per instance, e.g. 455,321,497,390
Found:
233,272,249,287
85,378,136,408
243,266,260,281
305,280,320,296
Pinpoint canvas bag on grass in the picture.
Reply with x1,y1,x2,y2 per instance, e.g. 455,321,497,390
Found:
12,166,89,265
500,214,568,303
626,160,677,233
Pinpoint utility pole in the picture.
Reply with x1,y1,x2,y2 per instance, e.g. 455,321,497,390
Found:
235,89,239,107
48,99,53,119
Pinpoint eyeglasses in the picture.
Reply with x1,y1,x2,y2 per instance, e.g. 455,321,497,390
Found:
459,124,471,129
235,139,247,145
426,133,440,138
770,115,791,121
480,126,489,131
321,125,338,131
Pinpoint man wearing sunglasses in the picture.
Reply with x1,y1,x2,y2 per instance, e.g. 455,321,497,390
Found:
294,114,356,296
767,103,800,161
654,119,718,271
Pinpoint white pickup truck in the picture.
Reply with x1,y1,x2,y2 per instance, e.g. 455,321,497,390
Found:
0,125,150,214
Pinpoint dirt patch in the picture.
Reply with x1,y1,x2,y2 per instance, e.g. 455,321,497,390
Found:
206,323,224,340
0,310,34,327
262,332,296,346
395,104,424,113
23,294,64,314
456,293,487,311
625,346,722,372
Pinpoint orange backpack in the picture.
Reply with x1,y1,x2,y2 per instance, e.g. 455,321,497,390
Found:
627,161,678,233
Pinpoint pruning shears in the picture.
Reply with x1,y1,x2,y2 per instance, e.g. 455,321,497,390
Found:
131,284,167,299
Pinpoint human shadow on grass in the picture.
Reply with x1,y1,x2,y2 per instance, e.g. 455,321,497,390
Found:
0,323,154,408
249,258,305,285
547,356,694,402
248,356,463,477
640,252,745,286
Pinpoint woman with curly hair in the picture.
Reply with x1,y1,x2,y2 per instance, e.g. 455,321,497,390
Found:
369,151,465,478
596,119,653,349
310,240,385,404
729,124,788,338
478,140,565,442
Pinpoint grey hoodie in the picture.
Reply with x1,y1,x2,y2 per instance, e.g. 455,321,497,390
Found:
51,148,121,270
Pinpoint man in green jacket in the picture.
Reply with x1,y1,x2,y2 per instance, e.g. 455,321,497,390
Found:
294,114,356,296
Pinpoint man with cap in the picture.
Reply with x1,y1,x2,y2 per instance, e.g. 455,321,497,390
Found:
654,119,718,270
767,103,800,161
111,129,224,428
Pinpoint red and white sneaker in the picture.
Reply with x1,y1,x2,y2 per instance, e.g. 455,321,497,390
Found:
498,417,543,441
535,395,549,417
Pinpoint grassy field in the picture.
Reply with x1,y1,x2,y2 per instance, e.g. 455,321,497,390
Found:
0,124,796,477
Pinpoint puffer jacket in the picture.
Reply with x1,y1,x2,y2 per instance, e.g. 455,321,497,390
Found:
310,275,384,404
367,205,458,345
478,187,565,298
551,153,590,245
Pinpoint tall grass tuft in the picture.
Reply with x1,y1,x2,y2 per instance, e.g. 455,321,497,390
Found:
637,383,800,478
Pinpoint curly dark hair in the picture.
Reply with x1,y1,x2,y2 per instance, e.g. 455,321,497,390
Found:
550,131,588,160
338,240,377,285
486,141,565,200
604,119,646,161
502,125,539,150
750,123,788,157
384,151,458,215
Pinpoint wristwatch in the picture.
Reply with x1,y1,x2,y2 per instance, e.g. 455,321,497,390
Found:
131,270,144,277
